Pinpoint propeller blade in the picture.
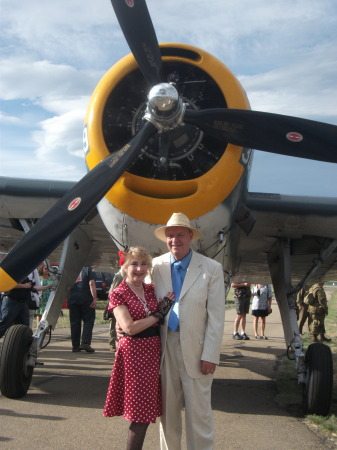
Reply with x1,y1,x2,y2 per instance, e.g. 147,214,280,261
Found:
110,0,162,86
0,122,157,291
184,108,337,163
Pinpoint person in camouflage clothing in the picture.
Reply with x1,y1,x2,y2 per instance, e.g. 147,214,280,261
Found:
307,282,331,343
296,286,311,334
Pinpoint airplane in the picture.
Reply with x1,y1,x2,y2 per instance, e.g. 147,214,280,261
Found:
1,0,337,416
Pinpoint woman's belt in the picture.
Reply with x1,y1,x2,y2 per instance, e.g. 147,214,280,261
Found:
124,327,159,338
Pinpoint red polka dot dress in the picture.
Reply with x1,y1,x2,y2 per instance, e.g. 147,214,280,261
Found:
103,280,161,423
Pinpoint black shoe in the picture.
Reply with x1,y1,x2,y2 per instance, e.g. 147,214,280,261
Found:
233,332,243,340
241,333,250,340
320,336,332,343
72,346,81,352
80,344,95,353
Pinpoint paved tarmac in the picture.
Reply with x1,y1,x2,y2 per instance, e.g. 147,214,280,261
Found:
0,302,335,449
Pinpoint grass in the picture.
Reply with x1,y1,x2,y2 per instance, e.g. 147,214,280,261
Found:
32,300,110,330
225,288,235,309
275,286,337,440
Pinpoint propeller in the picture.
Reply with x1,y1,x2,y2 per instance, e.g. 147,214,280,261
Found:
0,0,164,291
2,0,337,292
0,122,156,291
184,108,337,164
110,0,162,86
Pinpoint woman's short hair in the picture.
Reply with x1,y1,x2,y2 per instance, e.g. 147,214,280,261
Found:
121,247,152,278
38,264,48,276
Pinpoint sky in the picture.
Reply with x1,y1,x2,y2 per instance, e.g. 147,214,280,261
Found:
0,0,336,197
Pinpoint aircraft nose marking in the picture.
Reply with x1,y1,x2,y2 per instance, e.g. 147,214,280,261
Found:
286,132,303,142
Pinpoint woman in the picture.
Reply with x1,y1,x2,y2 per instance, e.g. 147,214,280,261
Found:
251,284,273,339
103,247,174,450
37,264,54,324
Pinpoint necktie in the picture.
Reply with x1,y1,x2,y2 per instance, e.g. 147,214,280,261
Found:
168,261,182,331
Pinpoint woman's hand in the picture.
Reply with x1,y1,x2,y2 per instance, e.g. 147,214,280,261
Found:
115,321,125,339
152,292,175,323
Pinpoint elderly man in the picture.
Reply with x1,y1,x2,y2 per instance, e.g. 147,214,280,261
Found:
153,212,225,450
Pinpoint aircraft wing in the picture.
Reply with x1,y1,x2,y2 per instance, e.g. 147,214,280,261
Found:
0,177,118,271
1,176,337,285
235,192,337,284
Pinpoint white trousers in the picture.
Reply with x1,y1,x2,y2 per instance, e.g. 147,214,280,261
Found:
160,331,214,450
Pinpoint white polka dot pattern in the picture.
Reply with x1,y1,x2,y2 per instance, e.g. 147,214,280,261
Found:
103,280,161,423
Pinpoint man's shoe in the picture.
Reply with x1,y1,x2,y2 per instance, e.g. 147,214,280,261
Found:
72,346,81,352
110,345,116,352
241,333,250,340
233,332,243,340
80,344,95,353
320,335,332,343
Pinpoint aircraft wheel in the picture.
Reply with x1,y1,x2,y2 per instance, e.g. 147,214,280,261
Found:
303,342,333,416
0,324,34,398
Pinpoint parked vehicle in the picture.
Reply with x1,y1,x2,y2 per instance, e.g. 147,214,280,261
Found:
94,271,114,300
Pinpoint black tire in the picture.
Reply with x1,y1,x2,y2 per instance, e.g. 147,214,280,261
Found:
303,343,333,416
0,324,34,398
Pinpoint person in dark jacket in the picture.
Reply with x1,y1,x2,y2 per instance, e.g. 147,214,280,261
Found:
68,267,97,353
0,277,32,338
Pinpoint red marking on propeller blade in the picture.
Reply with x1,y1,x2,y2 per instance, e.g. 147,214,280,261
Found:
286,132,303,142
68,197,81,211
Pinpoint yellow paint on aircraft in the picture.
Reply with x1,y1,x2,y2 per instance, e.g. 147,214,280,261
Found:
84,43,250,223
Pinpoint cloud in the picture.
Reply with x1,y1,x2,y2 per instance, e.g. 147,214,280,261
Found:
32,109,85,163
239,41,337,122
0,57,101,104
0,0,336,195
0,0,119,69
0,111,22,125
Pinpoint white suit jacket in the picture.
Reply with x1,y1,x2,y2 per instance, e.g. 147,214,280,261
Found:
152,251,225,379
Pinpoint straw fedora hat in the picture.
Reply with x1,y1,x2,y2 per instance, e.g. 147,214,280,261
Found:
154,212,201,242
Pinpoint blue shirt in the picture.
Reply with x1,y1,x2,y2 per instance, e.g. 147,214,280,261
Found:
170,250,192,295
168,250,192,331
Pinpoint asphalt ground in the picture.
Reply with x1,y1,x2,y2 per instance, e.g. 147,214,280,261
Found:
0,303,335,449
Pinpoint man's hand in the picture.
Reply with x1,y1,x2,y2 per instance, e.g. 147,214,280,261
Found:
200,360,216,375
90,298,97,309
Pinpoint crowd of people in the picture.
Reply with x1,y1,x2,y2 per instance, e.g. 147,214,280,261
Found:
0,211,333,450
0,263,53,338
231,280,331,343
231,282,273,340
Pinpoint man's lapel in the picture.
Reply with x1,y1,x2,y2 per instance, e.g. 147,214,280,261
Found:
156,253,172,293
179,251,202,301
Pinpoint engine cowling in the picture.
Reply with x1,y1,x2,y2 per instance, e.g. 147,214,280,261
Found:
84,43,250,224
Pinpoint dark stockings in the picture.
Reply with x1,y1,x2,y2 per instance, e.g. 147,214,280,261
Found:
126,422,150,450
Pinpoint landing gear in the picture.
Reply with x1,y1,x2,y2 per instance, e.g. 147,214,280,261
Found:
303,343,333,416
0,325,34,398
